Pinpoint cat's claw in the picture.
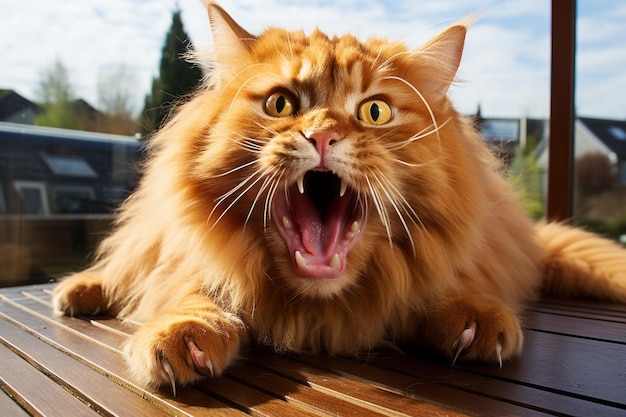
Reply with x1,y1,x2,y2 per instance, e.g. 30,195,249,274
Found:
495,342,503,369
451,322,476,367
161,356,177,397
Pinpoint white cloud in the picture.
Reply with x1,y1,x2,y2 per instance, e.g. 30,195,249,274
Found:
0,0,623,119
0,0,176,114
575,1,626,118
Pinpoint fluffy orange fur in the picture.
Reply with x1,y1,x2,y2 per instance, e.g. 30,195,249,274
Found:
53,1,626,390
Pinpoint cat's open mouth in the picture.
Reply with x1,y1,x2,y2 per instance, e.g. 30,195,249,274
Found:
272,171,364,279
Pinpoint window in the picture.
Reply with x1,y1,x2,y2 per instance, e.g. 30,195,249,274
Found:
7,0,618,288
40,153,98,178
480,120,520,143
573,0,626,243
52,186,96,214
608,126,626,141
13,181,50,215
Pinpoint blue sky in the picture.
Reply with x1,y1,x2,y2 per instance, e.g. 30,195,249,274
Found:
1,0,624,119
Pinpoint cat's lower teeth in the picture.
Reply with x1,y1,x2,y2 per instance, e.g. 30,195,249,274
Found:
295,251,340,270
350,221,359,234
282,216,293,230
295,251,307,267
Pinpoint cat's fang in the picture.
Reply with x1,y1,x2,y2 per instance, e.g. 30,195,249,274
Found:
329,254,340,269
350,221,359,234
339,179,348,197
297,176,305,194
295,251,308,267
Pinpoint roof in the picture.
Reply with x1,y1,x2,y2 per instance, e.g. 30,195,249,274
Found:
579,117,626,159
0,121,140,144
0,89,42,120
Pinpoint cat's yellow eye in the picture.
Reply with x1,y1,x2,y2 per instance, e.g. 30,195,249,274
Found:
265,91,298,118
358,99,393,125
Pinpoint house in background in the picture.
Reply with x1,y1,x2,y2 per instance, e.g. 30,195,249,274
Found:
537,117,626,187
575,117,626,186
0,89,42,124
472,107,548,165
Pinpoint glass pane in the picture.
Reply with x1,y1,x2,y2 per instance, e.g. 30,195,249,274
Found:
0,124,142,287
574,1,626,245
0,1,552,287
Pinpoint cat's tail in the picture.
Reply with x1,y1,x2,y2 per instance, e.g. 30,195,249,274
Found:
536,222,626,302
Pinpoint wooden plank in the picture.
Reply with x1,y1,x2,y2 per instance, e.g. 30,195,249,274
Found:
531,303,626,323
374,357,623,416
0,390,31,417
4,283,625,417
227,363,399,417
0,297,248,416
0,343,102,417
301,350,625,417
530,306,626,323
0,302,129,374
537,298,626,315
198,376,321,417
0,318,175,417
524,310,626,343
296,355,546,416
257,352,534,417
459,330,626,410
4,296,130,350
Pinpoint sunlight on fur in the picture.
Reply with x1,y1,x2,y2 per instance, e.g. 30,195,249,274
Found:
53,1,626,392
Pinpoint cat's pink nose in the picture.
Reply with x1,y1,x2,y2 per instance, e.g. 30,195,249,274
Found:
308,131,341,162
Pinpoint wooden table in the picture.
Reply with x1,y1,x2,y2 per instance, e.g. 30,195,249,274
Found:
1,283,625,416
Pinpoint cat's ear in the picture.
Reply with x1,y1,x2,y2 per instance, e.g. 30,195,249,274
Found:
205,2,256,77
418,24,467,101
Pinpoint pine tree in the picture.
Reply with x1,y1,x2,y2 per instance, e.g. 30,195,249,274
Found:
141,9,203,132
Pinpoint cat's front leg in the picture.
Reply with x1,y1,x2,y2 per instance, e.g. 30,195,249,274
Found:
123,296,246,394
418,292,524,367
53,270,108,317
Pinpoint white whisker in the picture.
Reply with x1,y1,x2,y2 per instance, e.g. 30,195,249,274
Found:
229,136,264,152
233,131,267,145
246,169,277,226
385,118,451,152
254,121,280,137
286,33,295,61
209,167,266,230
364,174,393,248
376,50,419,73
369,168,413,252
371,167,423,255
383,75,442,152
226,71,269,117
209,159,258,178
392,158,426,168
263,172,284,229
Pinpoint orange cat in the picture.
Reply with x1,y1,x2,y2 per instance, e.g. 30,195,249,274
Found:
53,1,626,392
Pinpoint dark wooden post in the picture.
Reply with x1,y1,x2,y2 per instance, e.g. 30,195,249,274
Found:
547,0,576,222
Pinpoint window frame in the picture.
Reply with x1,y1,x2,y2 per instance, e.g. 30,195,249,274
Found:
547,0,576,222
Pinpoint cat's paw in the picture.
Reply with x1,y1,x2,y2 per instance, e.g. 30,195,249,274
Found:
422,293,524,367
124,313,244,393
53,271,107,317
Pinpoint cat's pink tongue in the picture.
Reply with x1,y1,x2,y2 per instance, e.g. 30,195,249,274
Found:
291,193,345,257
272,183,363,279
